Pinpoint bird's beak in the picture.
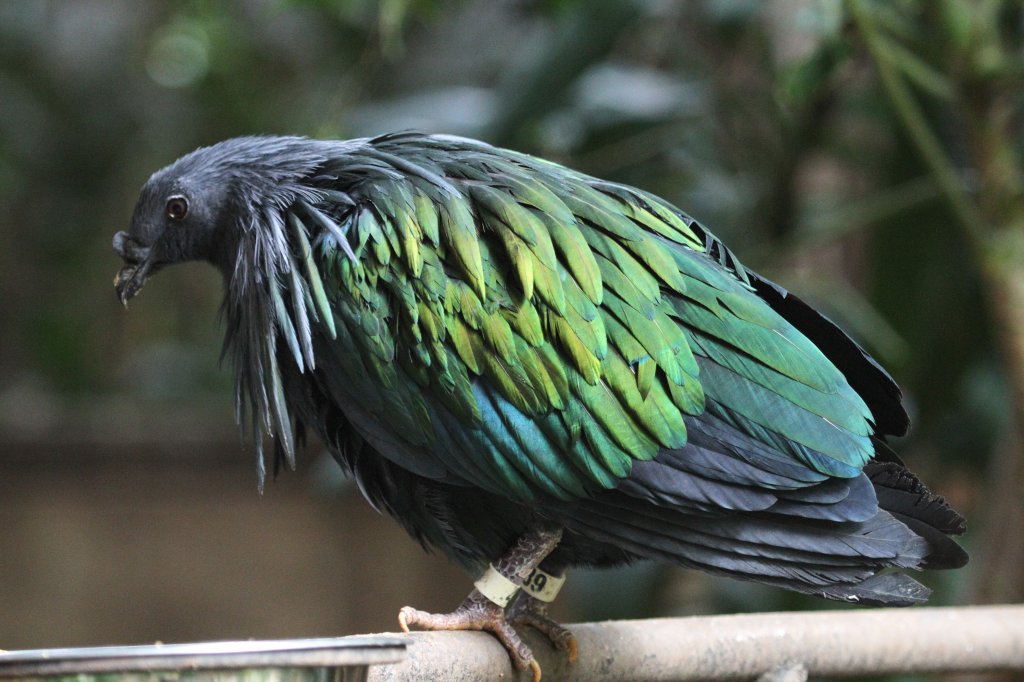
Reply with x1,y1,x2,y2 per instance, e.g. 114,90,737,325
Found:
113,230,154,307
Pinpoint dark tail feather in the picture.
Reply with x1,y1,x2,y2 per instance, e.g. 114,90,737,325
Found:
866,459,968,570
815,573,932,605
738,570,932,606
557,488,938,606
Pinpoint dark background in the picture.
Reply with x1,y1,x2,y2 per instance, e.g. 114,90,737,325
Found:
1,1,1021,679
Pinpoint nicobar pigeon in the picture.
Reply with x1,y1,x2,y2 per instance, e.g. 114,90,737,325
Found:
114,133,967,680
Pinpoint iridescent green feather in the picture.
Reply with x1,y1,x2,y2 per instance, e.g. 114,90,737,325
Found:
287,134,880,502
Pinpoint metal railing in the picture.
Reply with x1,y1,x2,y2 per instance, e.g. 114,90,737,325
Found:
368,604,1024,681
1,605,1019,681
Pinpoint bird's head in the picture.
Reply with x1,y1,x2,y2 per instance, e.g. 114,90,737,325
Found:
113,164,232,305
113,136,329,305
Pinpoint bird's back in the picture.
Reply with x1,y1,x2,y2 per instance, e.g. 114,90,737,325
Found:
235,132,965,603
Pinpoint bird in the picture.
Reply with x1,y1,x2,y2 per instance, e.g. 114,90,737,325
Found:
113,132,967,681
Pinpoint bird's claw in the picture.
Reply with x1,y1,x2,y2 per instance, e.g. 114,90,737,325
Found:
507,592,578,664
397,595,541,679
521,621,576,664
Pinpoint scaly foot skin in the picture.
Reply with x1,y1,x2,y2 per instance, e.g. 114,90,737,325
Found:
398,590,543,682
399,526,564,681
507,591,578,664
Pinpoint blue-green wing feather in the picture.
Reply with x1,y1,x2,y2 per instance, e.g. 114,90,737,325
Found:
280,133,880,505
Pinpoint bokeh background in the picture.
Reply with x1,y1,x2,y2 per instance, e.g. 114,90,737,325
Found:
1,1,1021,680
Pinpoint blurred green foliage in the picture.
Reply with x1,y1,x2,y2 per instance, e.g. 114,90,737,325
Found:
1,1,1022,675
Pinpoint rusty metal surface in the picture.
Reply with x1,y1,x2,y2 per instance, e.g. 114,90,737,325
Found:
368,605,1024,681
0,637,406,678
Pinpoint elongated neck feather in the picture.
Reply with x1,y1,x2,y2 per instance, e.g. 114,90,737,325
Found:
218,183,326,489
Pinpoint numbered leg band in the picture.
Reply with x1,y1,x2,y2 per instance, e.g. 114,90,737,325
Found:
473,565,520,607
522,567,566,603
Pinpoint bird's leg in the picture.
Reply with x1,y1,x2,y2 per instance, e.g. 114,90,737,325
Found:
507,573,578,664
398,524,563,680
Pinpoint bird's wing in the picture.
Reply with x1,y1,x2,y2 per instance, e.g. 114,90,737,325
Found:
285,134,883,504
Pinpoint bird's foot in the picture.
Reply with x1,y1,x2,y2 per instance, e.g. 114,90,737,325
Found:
399,525,565,681
507,591,578,664
399,592,542,682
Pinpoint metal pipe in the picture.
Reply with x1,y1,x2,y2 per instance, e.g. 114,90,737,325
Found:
368,605,1024,681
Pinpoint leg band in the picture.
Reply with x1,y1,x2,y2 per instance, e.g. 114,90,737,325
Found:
473,564,520,607
521,567,566,603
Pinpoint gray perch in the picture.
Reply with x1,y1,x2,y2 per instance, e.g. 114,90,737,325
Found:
370,605,1024,681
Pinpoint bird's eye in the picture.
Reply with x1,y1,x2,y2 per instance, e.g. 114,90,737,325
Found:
166,195,189,221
